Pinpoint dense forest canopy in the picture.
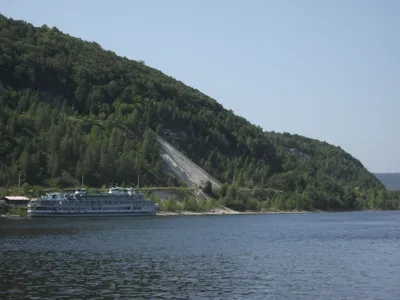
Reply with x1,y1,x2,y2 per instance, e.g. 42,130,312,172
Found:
0,14,396,211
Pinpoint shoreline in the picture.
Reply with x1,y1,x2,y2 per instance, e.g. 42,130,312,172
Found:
155,208,390,216
1,210,308,219
1,209,392,219
156,208,313,216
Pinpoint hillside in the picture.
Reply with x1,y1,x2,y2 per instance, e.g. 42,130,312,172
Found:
374,173,400,191
0,14,397,211
265,132,384,191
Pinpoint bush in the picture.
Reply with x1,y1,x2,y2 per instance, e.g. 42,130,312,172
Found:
182,197,202,212
10,206,27,217
161,197,181,212
0,203,10,214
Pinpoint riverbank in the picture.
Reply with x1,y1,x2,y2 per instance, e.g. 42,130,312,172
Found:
156,207,311,216
1,209,390,219
0,214,28,219
155,208,392,216
1,209,311,219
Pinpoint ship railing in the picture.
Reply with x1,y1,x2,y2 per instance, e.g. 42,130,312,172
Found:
62,193,71,204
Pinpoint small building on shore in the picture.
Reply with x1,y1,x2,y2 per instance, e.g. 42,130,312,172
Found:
2,196,30,206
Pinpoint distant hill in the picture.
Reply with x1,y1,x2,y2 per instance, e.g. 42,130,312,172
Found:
374,173,400,191
0,14,395,211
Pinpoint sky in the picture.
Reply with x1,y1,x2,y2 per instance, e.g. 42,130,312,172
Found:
1,0,399,172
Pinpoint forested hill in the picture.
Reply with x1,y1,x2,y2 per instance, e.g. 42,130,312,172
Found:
0,14,388,210
374,173,400,191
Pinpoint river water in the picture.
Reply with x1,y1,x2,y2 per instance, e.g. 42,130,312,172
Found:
1,211,399,299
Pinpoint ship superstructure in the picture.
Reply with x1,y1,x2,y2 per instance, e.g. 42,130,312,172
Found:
27,187,158,217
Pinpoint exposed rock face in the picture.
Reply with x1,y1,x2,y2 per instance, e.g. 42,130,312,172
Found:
156,135,221,189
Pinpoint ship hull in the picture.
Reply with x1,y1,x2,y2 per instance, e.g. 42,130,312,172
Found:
27,211,156,218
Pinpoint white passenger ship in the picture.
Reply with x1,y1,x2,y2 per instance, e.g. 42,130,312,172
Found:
27,187,158,217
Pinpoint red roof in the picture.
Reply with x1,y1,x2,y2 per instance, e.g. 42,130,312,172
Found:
4,196,30,201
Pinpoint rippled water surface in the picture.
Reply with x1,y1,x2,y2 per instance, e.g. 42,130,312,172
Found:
1,211,400,299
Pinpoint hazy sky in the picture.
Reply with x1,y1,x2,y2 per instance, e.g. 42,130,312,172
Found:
1,0,399,172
